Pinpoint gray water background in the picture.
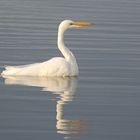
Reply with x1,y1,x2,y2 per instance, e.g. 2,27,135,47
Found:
0,0,140,139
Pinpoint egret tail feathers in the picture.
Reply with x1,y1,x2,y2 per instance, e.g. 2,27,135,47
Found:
2,65,21,76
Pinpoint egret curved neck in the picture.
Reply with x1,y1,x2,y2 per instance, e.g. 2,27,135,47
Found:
57,28,74,62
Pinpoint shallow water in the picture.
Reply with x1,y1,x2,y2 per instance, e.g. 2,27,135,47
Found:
0,0,140,139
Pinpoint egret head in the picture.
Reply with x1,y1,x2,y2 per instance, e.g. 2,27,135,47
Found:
58,20,95,32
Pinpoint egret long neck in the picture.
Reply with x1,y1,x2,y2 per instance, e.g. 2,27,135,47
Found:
57,27,75,62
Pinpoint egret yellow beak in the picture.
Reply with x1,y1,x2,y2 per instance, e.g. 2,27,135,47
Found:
71,22,95,27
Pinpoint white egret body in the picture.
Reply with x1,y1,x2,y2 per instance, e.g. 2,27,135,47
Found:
1,20,94,77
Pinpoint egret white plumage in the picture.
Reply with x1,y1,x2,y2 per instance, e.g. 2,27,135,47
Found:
1,20,95,77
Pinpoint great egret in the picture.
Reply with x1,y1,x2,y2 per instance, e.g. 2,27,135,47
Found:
1,20,95,77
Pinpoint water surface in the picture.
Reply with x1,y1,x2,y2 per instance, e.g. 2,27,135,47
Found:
0,0,140,139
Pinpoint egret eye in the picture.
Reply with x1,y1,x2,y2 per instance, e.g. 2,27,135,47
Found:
70,23,73,25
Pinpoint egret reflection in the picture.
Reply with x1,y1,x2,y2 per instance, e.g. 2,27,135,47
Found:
2,76,85,135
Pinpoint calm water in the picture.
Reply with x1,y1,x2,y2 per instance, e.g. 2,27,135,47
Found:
0,0,140,139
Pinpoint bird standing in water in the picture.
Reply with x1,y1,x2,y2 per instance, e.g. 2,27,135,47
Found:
1,20,95,77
